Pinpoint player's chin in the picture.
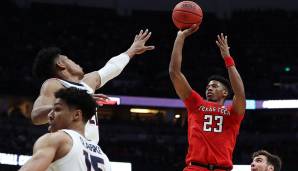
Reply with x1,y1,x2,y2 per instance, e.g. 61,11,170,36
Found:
206,97,216,102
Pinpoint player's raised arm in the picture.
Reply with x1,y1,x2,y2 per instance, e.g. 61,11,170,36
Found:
82,29,155,90
216,33,246,115
19,132,68,171
31,79,63,125
169,24,199,100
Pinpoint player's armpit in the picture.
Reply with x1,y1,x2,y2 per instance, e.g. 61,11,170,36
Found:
31,79,63,125
82,71,101,90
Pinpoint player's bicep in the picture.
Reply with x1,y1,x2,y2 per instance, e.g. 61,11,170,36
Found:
170,72,192,100
33,80,62,109
33,94,54,109
20,134,57,171
231,95,246,115
82,71,101,90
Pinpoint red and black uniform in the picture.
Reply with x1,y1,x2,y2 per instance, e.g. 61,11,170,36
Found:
183,90,244,171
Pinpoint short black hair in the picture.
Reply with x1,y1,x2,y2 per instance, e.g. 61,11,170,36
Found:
252,150,282,171
207,75,232,97
54,87,97,123
32,47,62,81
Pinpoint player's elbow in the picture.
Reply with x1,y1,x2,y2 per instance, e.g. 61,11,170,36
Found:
31,114,40,125
31,112,45,125
169,68,181,80
236,89,246,100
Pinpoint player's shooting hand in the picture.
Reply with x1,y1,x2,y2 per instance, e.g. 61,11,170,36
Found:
178,24,199,38
216,33,231,58
126,29,155,58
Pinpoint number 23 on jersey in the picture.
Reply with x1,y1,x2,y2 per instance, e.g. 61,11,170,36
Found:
203,114,224,133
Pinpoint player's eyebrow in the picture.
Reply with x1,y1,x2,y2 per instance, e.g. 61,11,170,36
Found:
255,157,263,162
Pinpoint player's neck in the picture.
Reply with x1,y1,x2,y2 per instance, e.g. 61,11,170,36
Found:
67,124,85,137
218,99,225,105
64,77,81,83
58,73,81,83
215,99,225,106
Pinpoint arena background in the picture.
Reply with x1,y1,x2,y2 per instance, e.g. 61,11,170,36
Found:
0,0,298,170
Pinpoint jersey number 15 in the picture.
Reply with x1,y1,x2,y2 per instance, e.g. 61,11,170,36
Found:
83,150,104,171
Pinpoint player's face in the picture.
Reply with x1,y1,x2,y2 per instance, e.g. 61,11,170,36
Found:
59,55,84,79
251,155,273,171
48,98,74,132
205,80,227,102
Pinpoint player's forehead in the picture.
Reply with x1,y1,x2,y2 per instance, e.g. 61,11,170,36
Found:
54,98,67,107
58,54,69,60
207,80,223,87
253,155,267,162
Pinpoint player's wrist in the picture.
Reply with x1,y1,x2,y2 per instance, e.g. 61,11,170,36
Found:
125,48,136,58
224,56,235,68
176,34,186,42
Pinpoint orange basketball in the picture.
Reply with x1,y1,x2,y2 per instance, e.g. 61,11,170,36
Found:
172,1,203,29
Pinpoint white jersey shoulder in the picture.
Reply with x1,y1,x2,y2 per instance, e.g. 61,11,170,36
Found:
56,78,99,143
47,129,111,171
56,78,94,94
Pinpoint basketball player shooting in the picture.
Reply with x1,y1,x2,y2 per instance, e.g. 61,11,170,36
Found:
31,29,154,143
169,24,246,171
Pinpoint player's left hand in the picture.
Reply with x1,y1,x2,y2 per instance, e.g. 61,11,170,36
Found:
126,29,155,57
216,33,231,58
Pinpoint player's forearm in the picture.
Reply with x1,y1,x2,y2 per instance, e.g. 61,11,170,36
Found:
169,36,185,75
97,53,130,88
31,105,52,125
227,66,245,99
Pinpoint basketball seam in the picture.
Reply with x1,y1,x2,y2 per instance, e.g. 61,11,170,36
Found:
173,9,203,17
172,15,202,24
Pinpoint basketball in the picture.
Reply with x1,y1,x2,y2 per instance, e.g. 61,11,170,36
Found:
172,1,203,29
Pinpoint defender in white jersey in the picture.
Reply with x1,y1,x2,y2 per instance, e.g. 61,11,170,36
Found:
20,88,111,171
31,29,154,143
56,78,100,142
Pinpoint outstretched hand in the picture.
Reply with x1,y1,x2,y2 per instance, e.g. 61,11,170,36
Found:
126,29,155,58
216,33,231,58
177,24,199,38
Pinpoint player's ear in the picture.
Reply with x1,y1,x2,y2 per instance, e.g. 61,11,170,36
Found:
73,109,82,121
55,56,66,70
223,88,228,98
268,165,274,171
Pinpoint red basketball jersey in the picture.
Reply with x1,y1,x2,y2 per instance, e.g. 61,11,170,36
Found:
183,90,244,168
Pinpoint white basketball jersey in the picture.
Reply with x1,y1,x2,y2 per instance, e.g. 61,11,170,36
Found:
47,129,111,171
56,79,99,143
